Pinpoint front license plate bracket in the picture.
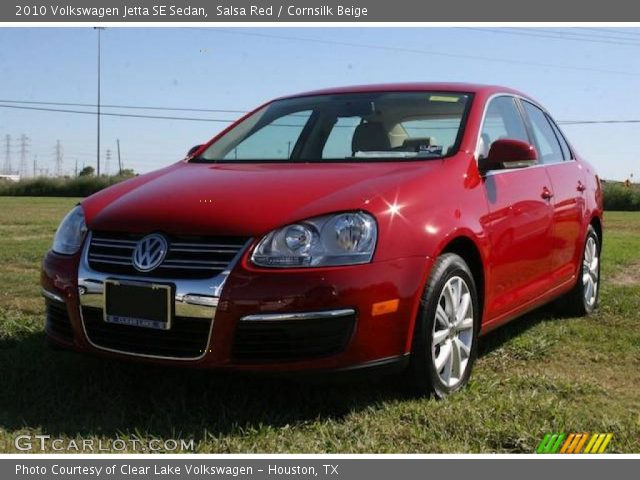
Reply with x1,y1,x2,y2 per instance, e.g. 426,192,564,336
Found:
103,279,174,330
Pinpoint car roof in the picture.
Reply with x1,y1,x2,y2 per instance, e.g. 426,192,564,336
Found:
278,83,529,100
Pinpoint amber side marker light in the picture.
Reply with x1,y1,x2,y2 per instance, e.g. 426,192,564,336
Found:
371,299,399,316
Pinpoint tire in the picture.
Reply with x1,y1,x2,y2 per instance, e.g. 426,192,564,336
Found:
558,225,601,316
408,253,480,398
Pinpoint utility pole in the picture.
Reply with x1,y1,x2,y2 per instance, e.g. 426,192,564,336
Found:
33,155,37,177
19,134,30,178
74,159,78,176
117,138,122,174
105,149,112,175
3,134,11,174
55,140,64,177
95,27,106,176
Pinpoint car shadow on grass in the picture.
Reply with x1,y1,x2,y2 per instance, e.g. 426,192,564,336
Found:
0,302,565,445
0,332,413,443
477,302,560,357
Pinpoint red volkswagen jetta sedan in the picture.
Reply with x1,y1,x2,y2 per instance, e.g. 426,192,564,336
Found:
42,83,603,397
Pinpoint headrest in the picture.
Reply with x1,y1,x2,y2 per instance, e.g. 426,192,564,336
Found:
352,122,391,153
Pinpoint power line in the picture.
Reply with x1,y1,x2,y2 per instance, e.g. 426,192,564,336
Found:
460,27,640,48
1,101,639,126
0,103,237,123
0,98,247,114
560,119,640,125
578,28,640,37
191,28,640,77
530,28,640,43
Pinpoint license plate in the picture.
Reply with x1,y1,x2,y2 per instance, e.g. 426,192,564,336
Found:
104,279,173,330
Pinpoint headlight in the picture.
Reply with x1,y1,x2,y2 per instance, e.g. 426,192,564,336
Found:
251,212,377,268
52,205,87,255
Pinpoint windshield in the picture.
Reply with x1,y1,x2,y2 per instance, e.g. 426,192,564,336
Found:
196,92,472,163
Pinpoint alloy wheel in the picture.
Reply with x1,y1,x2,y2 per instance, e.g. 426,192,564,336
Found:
583,236,599,308
431,276,474,388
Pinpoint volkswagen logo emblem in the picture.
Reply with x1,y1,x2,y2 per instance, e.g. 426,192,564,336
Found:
132,233,168,272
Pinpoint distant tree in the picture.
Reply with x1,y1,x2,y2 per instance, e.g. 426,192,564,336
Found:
119,168,136,178
78,166,95,177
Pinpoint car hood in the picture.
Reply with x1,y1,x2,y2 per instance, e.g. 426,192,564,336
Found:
83,161,439,236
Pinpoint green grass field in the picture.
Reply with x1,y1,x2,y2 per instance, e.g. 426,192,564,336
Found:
0,197,638,453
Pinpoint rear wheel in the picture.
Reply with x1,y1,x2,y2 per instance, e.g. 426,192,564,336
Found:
408,253,480,398
558,225,601,316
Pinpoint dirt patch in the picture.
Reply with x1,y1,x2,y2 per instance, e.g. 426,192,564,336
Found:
534,360,640,406
610,262,640,286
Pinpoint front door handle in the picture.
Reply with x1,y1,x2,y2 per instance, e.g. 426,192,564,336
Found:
541,187,554,200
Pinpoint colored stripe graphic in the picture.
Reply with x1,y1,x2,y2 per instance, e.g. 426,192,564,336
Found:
597,433,613,453
584,433,599,453
584,433,613,454
560,433,578,453
536,433,612,454
573,433,590,453
536,433,566,453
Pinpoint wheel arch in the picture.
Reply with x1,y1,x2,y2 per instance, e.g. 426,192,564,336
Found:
406,232,487,353
439,235,486,324
590,215,603,248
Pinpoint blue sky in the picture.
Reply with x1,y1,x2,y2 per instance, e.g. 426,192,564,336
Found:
0,27,638,180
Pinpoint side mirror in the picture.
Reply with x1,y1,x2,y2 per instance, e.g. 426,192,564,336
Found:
187,145,203,157
480,139,538,173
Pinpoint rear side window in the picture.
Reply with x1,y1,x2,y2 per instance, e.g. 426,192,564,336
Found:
547,116,573,160
521,101,564,164
479,96,529,159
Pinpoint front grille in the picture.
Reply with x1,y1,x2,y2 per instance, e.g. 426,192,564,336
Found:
88,231,249,279
82,306,211,359
233,314,356,362
45,298,74,341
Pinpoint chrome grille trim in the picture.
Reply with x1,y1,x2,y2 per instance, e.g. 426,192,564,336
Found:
160,259,229,266
87,231,250,277
78,232,253,361
169,247,241,253
90,259,131,266
171,242,246,249
90,253,131,260
92,238,137,246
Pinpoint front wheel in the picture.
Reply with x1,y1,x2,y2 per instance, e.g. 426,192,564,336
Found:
408,253,480,398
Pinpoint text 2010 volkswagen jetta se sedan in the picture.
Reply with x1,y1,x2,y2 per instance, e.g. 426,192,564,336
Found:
42,83,603,397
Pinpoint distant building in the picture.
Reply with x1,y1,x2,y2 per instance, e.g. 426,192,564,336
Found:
0,174,21,182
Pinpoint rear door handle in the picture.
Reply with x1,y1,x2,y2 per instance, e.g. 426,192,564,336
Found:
577,181,587,192
541,187,554,200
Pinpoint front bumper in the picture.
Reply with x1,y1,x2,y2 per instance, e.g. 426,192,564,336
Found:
41,241,431,372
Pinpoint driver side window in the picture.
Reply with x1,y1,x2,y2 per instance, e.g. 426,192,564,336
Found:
479,96,529,159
